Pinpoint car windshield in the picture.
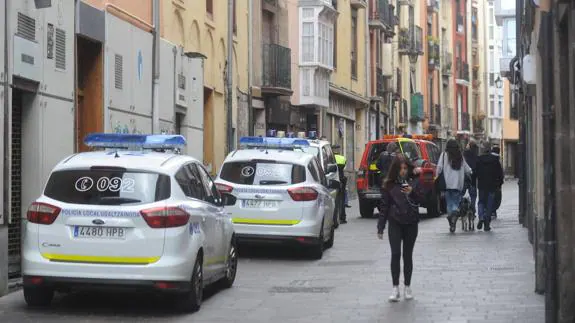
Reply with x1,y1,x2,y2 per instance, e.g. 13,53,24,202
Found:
219,161,306,185
299,146,320,160
400,141,422,160
44,169,171,205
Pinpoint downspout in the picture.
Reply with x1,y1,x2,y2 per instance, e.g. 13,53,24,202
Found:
226,0,234,153
540,12,557,323
74,0,79,150
2,0,9,227
365,3,370,143
151,0,160,133
247,0,253,136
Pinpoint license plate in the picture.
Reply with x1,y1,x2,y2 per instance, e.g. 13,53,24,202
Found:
241,200,278,208
73,226,126,240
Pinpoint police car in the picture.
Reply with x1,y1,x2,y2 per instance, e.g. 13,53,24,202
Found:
214,137,338,259
22,134,237,312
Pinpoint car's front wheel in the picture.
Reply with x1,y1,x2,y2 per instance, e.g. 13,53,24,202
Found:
218,238,238,289
24,286,54,307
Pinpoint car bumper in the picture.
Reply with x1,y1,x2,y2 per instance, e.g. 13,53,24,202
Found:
358,190,382,200
22,251,196,283
232,218,322,243
23,275,192,293
236,233,321,246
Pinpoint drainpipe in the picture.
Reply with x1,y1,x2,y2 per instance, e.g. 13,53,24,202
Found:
2,0,9,227
539,12,557,323
151,0,160,133
226,0,234,153
247,0,253,136
365,2,370,143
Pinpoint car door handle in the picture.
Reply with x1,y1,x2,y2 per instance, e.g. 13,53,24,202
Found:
202,216,206,222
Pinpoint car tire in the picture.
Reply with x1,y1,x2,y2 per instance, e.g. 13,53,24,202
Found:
177,253,203,313
309,221,324,259
218,238,238,289
359,198,375,218
23,286,54,307
325,222,335,249
333,203,340,229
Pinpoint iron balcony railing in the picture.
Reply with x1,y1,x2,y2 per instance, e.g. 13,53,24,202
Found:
427,0,439,12
442,50,452,75
461,112,470,131
262,43,292,90
376,67,385,97
369,0,394,30
444,106,453,130
428,40,440,69
399,26,424,56
457,14,464,33
431,104,441,125
456,59,470,82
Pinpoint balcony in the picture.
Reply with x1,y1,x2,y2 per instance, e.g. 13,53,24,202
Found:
443,106,453,130
410,93,424,122
442,51,452,76
351,0,367,9
369,0,395,35
461,112,470,131
457,14,464,33
262,43,292,96
455,59,470,86
427,37,440,70
376,67,385,97
427,0,439,12
399,26,424,57
473,113,486,134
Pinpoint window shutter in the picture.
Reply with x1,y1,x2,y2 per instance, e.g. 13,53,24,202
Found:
114,54,123,90
55,28,66,70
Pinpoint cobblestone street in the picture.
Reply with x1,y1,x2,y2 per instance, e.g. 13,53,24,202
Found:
0,181,544,322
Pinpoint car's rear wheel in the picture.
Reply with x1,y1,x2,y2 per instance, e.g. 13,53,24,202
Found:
218,238,238,289
325,222,335,249
359,198,375,218
177,253,203,312
24,286,54,307
309,221,324,259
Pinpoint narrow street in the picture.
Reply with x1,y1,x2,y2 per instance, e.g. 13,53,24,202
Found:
0,181,544,322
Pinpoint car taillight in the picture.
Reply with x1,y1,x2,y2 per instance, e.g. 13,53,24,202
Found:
140,207,190,228
27,202,61,225
216,183,233,194
288,187,318,201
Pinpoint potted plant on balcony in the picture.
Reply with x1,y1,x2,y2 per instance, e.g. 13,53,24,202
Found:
399,28,410,49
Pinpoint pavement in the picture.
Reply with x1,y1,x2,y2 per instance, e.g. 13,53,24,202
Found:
0,181,544,322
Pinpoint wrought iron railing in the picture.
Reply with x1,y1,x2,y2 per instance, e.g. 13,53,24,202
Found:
444,107,453,129
376,67,385,97
262,43,292,89
461,112,470,131
369,0,394,28
427,0,439,12
456,59,470,81
428,38,440,69
442,51,452,75
431,104,441,125
399,26,423,56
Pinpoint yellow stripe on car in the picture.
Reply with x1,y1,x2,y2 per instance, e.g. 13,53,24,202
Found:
232,218,301,225
41,253,160,265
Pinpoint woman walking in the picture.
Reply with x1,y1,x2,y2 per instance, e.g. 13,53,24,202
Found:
463,140,479,212
436,139,473,232
377,156,422,302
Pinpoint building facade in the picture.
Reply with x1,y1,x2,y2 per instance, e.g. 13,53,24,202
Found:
485,0,504,148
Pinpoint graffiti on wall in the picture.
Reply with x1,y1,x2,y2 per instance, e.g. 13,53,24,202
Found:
113,119,142,135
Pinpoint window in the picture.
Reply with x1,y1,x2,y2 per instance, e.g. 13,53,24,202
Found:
176,164,205,200
490,96,495,116
321,146,330,171
308,162,320,183
233,1,237,34
505,20,517,57
206,0,213,18
219,161,306,185
489,50,494,71
489,26,494,39
302,22,314,62
318,22,332,66
489,8,494,25
44,169,171,205
489,73,495,86
333,19,337,68
313,157,327,186
195,163,222,205
498,97,503,117
351,9,358,79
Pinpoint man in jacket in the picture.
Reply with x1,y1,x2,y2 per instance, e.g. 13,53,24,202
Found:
334,152,348,224
474,144,504,231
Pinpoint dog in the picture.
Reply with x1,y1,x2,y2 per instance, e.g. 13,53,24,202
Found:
458,197,476,232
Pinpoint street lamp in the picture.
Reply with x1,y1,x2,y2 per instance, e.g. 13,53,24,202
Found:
495,75,503,89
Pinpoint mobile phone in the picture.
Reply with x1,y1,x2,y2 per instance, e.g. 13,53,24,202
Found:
401,183,409,188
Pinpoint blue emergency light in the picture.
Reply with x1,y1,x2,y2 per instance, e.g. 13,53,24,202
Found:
84,133,187,149
238,136,310,149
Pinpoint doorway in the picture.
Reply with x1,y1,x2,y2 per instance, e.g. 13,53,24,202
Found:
76,36,103,152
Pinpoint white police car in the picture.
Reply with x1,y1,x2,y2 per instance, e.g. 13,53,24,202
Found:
214,137,338,259
22,134,237,312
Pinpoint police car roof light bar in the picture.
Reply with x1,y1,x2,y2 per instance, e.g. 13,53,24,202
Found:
84,133,187,149
239,136,310,149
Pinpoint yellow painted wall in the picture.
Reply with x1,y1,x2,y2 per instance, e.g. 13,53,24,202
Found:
502,79,518,139
332,5,367,96
161,0,248,173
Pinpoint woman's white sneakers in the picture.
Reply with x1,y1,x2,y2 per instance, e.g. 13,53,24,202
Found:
389,286,413,302
404,286,413,300
388,286,400,302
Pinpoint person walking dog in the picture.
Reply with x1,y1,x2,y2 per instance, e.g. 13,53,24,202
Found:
377,155,423,302
475,144,504,231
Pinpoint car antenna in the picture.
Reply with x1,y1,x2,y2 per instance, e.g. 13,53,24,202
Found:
114,150,120,158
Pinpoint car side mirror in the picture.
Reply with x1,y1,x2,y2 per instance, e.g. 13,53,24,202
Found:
328,180,340,190
327,163,338,174
222,194,236,206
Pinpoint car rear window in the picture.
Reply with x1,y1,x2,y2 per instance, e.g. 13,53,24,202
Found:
400,141,422,160
44,169,171,205
368,143,388,163
220,161,306,185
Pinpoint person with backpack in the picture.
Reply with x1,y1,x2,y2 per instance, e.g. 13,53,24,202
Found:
435,139,473,233
475,144,504,231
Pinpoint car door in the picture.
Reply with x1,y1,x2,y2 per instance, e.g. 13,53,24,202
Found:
195,163,229,271
176,164,218,277
312,157,334,234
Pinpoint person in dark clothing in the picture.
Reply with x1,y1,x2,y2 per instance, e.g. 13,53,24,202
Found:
490,146,503,219
377,142,420,184
463,140,479,212
475,144,504,231
377,155,422,302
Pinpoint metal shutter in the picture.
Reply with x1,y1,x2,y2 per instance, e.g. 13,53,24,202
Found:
114,54,123,90
17,13,35,41
55,28,66,70
8,100,22,280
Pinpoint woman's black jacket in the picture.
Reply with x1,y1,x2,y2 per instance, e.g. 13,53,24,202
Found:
377,181,421,234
